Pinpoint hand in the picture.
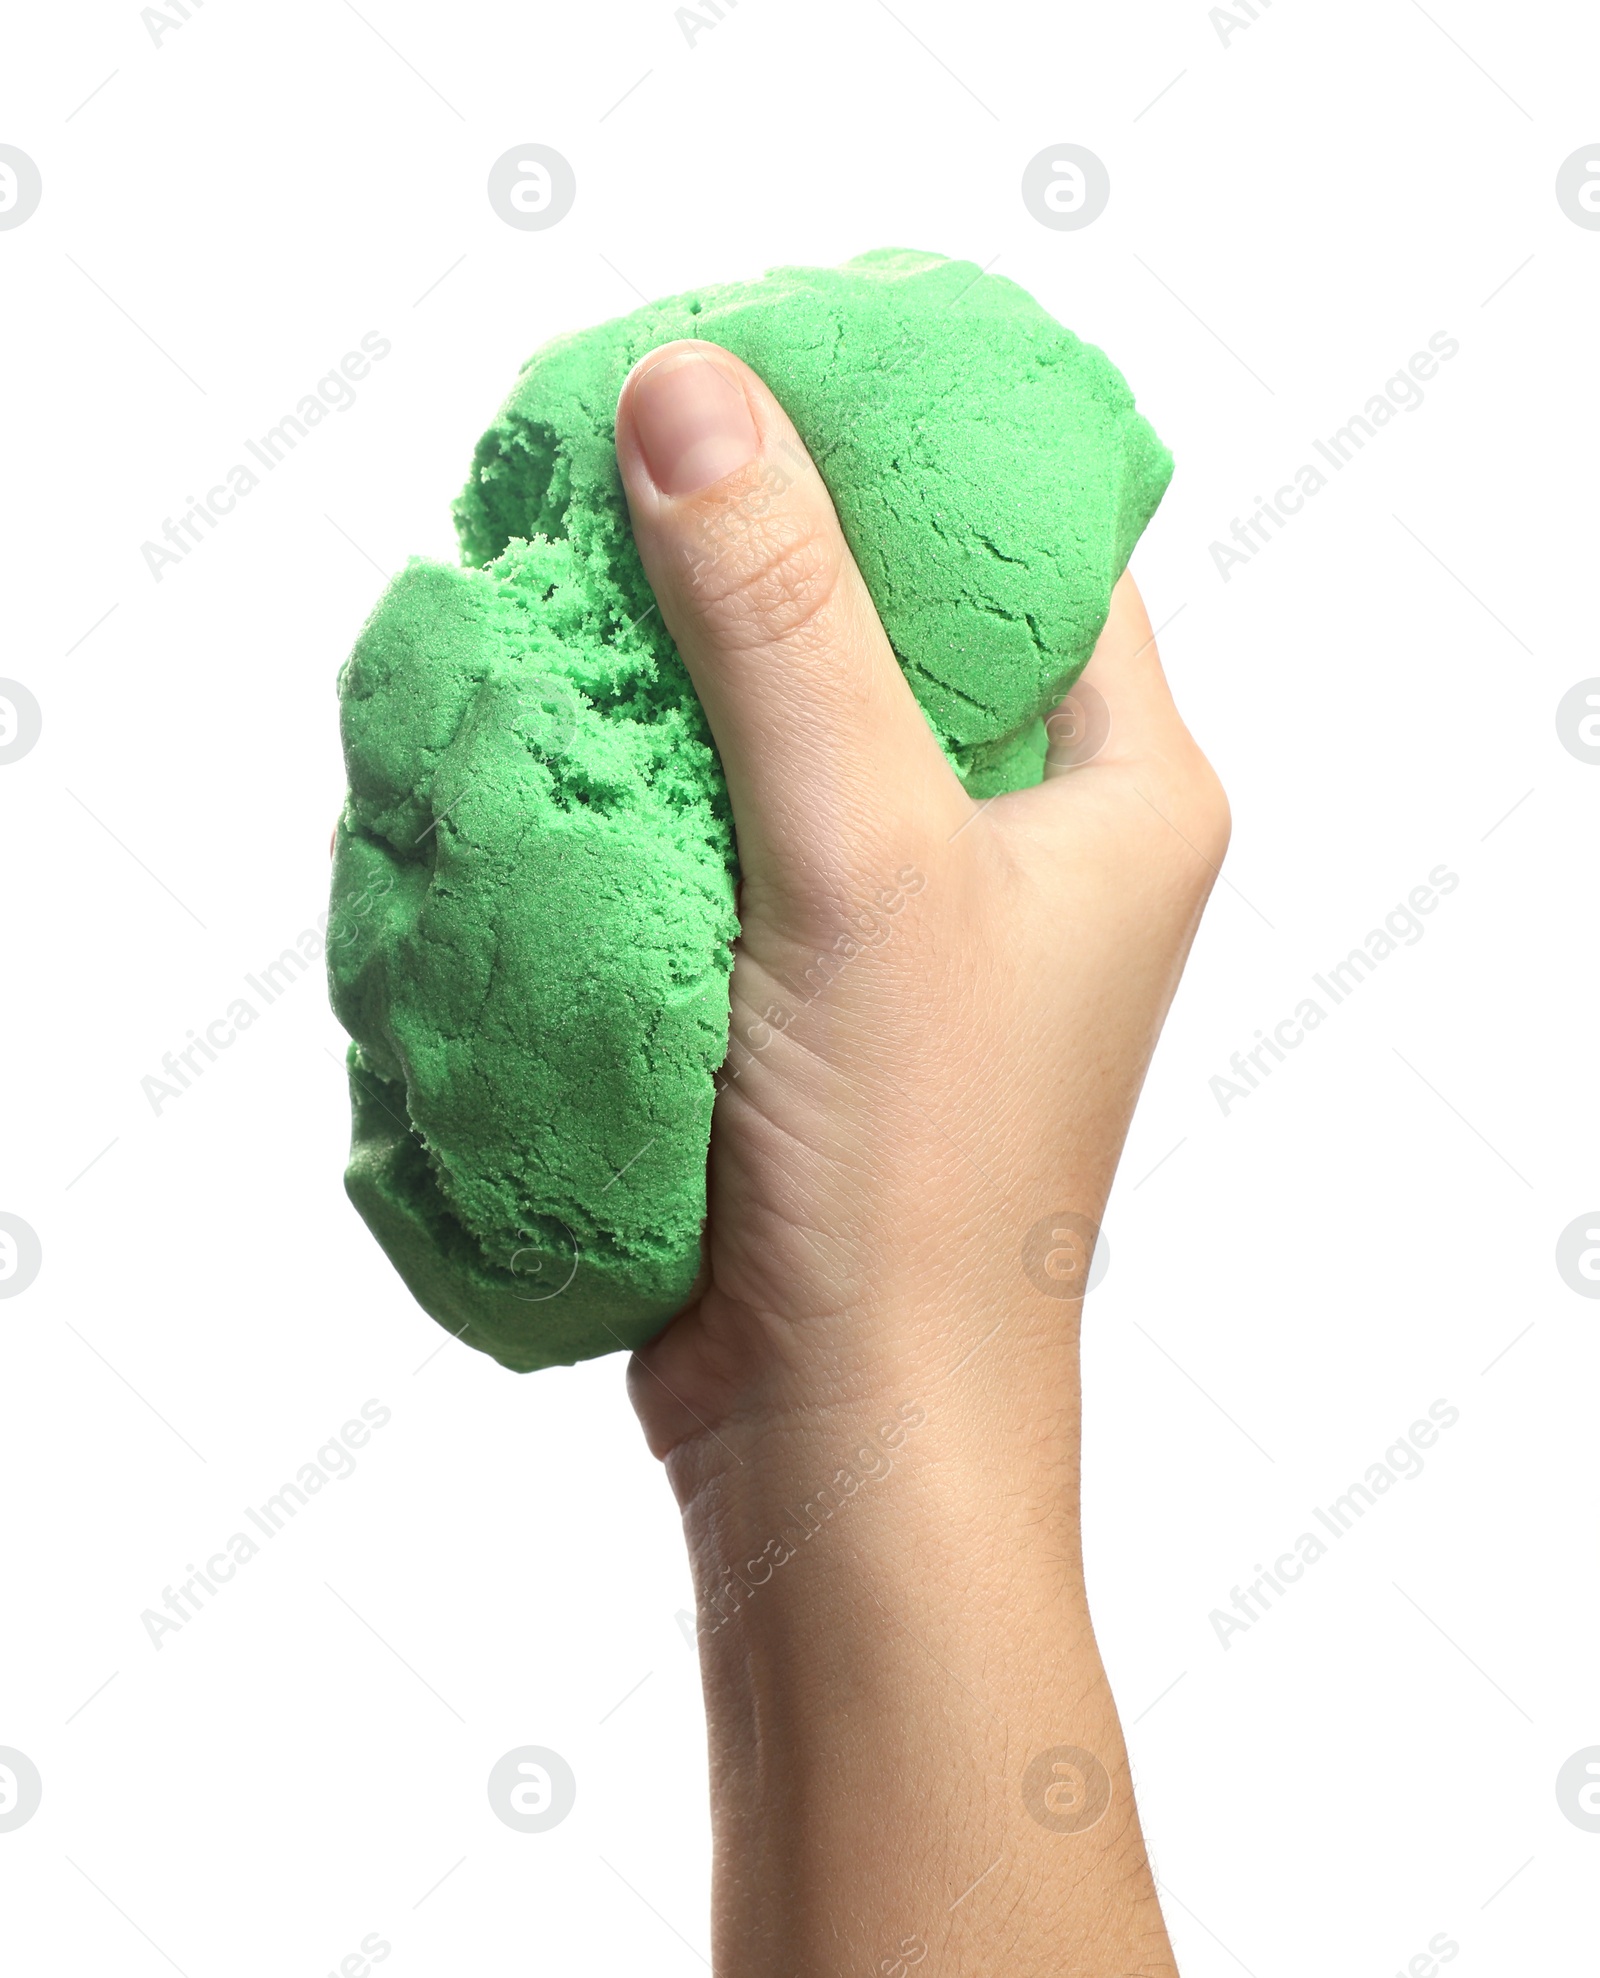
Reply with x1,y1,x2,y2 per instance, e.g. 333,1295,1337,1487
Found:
613,338,1226,1977
617,341,1227,1452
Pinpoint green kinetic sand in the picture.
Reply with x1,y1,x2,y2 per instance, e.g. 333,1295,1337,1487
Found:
328,249,1172,1373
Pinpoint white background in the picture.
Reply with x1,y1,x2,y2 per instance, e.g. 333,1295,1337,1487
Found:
3,1,1596,1972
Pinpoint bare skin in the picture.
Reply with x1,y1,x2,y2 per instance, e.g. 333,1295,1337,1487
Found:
613,341,1229,1976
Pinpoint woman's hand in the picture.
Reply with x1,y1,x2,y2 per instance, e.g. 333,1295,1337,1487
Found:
614,338,1226,1977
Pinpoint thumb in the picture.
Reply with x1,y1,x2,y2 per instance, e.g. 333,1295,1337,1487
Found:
614,341,959,904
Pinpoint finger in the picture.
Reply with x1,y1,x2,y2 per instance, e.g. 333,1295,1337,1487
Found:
615,341,961,899
1029,573,1230,887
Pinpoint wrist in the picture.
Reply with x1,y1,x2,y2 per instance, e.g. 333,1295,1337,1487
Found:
669,1364,1093,1656
634,1253,1096,1452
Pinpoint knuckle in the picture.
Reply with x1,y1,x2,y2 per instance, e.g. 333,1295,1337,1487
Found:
1160,745,1232,876
1181,751,1232,863
683,502,845,649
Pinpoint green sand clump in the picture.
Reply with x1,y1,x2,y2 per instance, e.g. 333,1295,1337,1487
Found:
328,248,1172,1373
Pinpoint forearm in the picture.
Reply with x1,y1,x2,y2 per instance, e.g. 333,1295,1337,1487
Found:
671,1341,1177,1977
